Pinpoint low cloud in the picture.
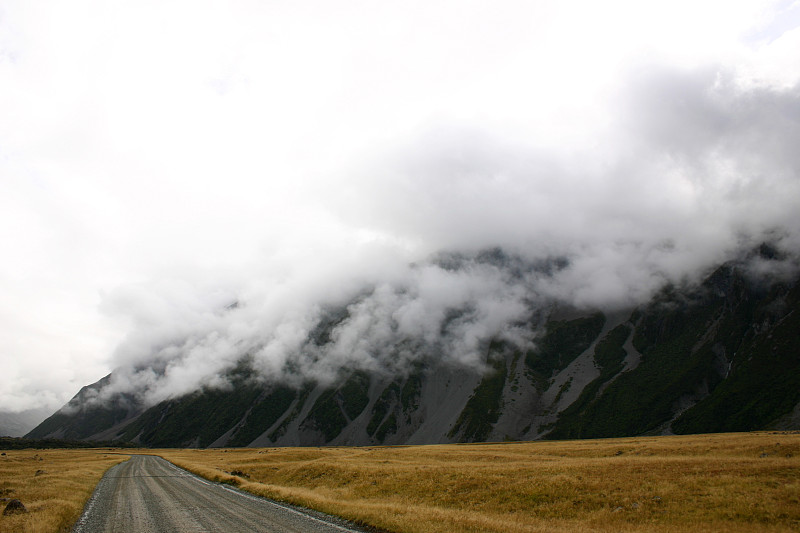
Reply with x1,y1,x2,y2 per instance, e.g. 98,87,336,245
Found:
99,252,543,405
88,65,800,407
2,1,800,413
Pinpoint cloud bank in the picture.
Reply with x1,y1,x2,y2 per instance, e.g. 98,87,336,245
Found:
1,0,799,411
101,64,800,405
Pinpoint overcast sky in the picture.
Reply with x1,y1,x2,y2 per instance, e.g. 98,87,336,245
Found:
2,0,800,413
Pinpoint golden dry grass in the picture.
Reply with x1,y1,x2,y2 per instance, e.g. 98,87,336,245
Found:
157,432,800,533
0,449,128,533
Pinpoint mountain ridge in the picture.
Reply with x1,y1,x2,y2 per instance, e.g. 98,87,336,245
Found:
28,247,800,446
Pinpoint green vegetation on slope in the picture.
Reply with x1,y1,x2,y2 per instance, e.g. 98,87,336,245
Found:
339,371,371,419
449,348,507,442
672,278,800,433
546,323,632,439
227,385,297,447
374,412,397,442
366,364,426,444
268,383,314,442
120,383,262,447
525,313,605,387
546,293,721,438
401,367,424,414
367,383,400,437
301,371,371,442
545,264,800,439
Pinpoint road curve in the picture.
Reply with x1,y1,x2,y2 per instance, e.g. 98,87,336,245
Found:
73,455,371,533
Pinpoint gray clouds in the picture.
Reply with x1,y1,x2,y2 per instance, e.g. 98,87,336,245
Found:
1,0,799,411
333,67,800,306
98,252,544,406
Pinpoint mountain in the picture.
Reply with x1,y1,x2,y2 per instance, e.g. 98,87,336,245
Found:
0,407,53,437
25,374,140,441
28,246,800,446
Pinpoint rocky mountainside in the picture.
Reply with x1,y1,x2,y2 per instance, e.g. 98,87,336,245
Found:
28,246,800,446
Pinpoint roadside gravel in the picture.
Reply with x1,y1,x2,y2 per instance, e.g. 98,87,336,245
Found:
72,455,375,533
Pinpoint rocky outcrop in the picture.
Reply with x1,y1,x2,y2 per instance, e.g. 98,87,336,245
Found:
2,499,27,515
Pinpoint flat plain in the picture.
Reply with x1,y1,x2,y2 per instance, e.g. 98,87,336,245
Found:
158,432,800,533
0,448,128,533
1,432,798,533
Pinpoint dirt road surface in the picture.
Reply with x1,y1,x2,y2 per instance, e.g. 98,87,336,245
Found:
72,455,372,533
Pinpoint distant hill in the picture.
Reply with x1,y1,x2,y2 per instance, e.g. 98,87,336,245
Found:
28,246,800,446
0,407,52,437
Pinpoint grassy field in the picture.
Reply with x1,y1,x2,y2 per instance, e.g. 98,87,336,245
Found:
157,432,800,533
0,449,128,533
1,433,797,532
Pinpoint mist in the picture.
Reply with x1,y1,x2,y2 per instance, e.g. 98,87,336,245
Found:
99,64,800,406
1,0,800,412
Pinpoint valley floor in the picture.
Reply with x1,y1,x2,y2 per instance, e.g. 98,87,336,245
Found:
0,448,128,533
157,432,800,533
2,432,798,533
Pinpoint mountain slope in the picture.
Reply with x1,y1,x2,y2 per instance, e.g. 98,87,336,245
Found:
545,260,800,439
0,407,52,437
28,250,800,446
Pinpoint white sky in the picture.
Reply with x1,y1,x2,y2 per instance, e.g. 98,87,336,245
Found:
2,0,800,412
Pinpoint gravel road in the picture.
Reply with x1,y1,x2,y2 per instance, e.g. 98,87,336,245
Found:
72,455,372,533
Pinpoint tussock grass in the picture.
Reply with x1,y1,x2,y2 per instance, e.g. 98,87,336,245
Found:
0,449,128,533
157,432,800,533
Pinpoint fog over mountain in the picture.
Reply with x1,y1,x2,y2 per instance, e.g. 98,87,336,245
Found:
2,0,800,415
